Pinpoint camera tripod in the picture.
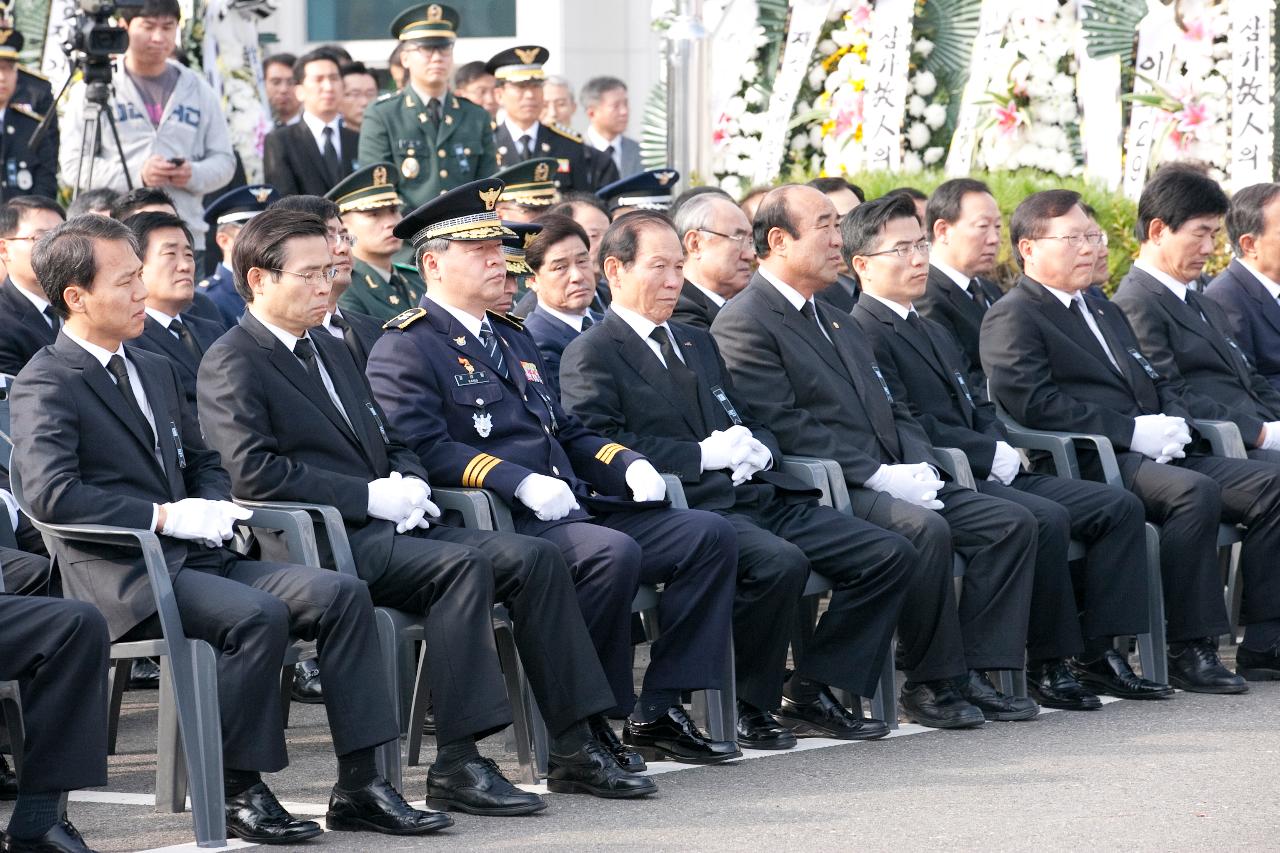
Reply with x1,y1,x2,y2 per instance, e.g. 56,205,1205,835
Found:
30,57,134,198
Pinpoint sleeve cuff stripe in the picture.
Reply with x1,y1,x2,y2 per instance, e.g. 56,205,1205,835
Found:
463,454,502,487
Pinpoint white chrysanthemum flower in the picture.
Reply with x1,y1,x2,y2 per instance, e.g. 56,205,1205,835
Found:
903,150,924,173
924,103,947,129
914,38,934,57
923,146,945,165
914,70,937,96
908,95,926,117
908,122,932,150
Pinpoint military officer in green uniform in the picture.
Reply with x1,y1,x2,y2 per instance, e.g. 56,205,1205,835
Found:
488,46,618,193
357,3,497,211
493,156,560,223
327,162,424,322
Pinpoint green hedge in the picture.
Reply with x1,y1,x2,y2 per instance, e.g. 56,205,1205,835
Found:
833,169,1232,293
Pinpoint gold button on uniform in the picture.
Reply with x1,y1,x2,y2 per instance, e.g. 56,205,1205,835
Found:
437,149,446,158
439,169,448,178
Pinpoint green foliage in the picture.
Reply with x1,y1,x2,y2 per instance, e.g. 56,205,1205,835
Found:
916,0,982,137
639,79,669,170
756,0,791,93
1081,0,1147,62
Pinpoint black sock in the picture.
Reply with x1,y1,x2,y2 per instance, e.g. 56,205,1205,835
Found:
551,720,592,755
782,674,822,704
432,737,479,771
336,746,378,792
1077,636,1114,663
631,689,680,723
6,790,63,840
1243,619,1280,652
223,768,261,798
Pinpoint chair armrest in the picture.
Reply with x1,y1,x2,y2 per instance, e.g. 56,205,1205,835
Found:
1192,419,1248,459
996,418,1122,486
932,447,976,490
661,474,688,509
234,500,353,577
232,505,321,569
778,456,832,508
781,455,850,513
433,487,514,531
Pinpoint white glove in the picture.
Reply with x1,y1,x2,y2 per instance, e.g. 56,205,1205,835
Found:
987,441,1022,486
395,475,441,533
1262,422,1280,452
1131,414,1191,462
865,463,945,510
369,472,441,532
698,425,753,471
729,437,772,486
514,473,580,521
625,459,668,502
161,498,253,548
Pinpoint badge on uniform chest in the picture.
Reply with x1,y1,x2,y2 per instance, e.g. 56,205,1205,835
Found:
455,356,488,386
473,411,493,437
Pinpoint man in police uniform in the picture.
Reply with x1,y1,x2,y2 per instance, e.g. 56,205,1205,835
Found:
0,31,55,201
198,184,280,327
357,4,497,210
488,46,618,193
493,157,560,223
596,169,680,219
367,178,743,766
327,163,424,322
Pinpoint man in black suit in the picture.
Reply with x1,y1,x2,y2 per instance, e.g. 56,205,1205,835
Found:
1112,167,1280,680
670,192,754,329
263,50,359,197
10,214,448,843
522,214,599,396
0,196,65,375
915,178,1006,390
981,188,1280,694
809,178,864,314
1205,183,1280,394
712,185,1037,728
850,195,1169,708
560,211,915,745
123,213,223,408
0,593,107,853
198,208,653,807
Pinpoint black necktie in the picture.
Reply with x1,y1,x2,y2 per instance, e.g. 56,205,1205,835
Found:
649,326,706,433
42,305,60,333
967,278,989,310
1068,297,1120,372
329,312,364,364
321,125,342,185
518,134,532,158
603,144,615,165
106,354,154,444
169,318,202,360
1184,291,1213,327
800,300,832,344
293,337,326,390
478,318,508,379
427,97,442,125
580,314,594,331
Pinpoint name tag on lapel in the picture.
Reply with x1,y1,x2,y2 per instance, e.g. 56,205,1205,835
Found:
953,371,975,406
870,364,894,402
1126,347,1159,380
454,371,490,386
169,422,186,468
1225,336,1252,367
710,386,742,425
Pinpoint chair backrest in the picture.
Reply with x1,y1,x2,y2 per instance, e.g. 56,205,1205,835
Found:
0,375,11,471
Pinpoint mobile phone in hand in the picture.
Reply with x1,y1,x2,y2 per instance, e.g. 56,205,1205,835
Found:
168,157,186,167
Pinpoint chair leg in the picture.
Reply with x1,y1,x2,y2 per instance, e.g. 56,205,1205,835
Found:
529,696,549,778
695,637,736,743
373,610,403,791
1136,524,1169,685
176,640,226,848
106,659,130,754
873,638,898,730
0,688,24,780
279,665,293,730
1222,541,1243,646
406,643,431,767
492,621,538,785
155,656,184,814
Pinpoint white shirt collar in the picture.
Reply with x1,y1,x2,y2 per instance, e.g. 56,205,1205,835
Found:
249,307,308,351
585,126,619,151
1039,282,1078,309
144,306,180,326
302,111,342,146
62,327,125,369
410,85,444,109
686,278,727,307
320,309,345,338
608,303,664,343
427,295,486,338
863,291,913,320
1238,259,1280,300
1133,259,1189,302
11,279,51,315
504,117,541,145
930,258,972,290
757,264,810,312
538,303,590,332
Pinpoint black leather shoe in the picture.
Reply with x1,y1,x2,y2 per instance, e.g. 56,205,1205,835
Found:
290,659,323,704
1168,639,1248,694
1070,650,1173,699
1236,642,1280,681
421,702,436,736
128,657,160,690
900,680,985,729
589,715,646,772
622,705,742,765
956,670,1039,721
736,703,797,749
425,756,547,816
548,739,657,798
3,818,99,853
0,753,16,800
225,781,324,844
775,690,888,741
1027,660,1102,710
327,776,452,835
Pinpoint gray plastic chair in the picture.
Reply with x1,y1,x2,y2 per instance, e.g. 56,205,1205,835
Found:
0,558,24,783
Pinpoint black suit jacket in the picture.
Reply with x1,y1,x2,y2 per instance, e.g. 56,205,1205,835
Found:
815,274,860,314
128,312,224,408
1203,259,1280,394
980,276,1195,483
1113,265,1280,450
10,335,229,638
914,265,1002,389
671,280,723,330
711,272,940,489
0,279,57,376
263,120,359,196
853,297,1005,479
493,123,619,192
522,305,583,397
322,308,383,371
198,312,424,579
559,312,818,511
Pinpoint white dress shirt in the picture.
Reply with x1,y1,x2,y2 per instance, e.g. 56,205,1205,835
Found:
1239,259,1280,300
609,303,685,367
427,295,485,339
301,111,343,160
585,126,622,174
1133,259,1190,302
503,118,541,155
320,309,347,340
930,258,976,294
251,309,354,431
686,279,727,308
862,291,913,320
1040,283,1121,371
538,303,592,333
757,265,833,343
11,279,56,327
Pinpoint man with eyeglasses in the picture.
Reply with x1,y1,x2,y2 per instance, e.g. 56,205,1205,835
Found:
851,195,1169,710
0,196,66,375
328,164,423,323
1111,166,1280,684
712,184,1037,729
357,4,497,211
671,192,755,329
982,187,1280,694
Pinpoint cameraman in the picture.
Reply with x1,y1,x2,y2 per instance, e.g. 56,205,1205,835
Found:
58,0,234,247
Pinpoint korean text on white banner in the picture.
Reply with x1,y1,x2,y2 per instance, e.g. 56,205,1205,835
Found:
945,0,1015,178
1121,0,1180,201
861,0,915,173
1228,1,1276,191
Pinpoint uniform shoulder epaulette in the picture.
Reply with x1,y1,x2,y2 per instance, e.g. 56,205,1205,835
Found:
490,311,525,331
375,90,398,103
18,65,48,82
10,105,40,121
383,306,427,330
545,122,582,143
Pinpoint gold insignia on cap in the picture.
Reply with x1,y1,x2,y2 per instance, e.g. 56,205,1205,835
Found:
654,171,677,186
515,47,540,65
250,186,272,203
426,4,443,22
0,30,12,43
533,162,550,182
523,232,537,249
373,166,388,186
479,186,501,211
